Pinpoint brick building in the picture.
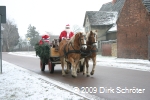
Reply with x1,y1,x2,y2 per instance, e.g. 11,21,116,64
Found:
117,0,150,59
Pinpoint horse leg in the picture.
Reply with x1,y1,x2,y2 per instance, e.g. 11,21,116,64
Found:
90,56,96,75
69,57,78,78
85,59,90,77
75,60,80,75
77,61,80,73
83,58,86,75
60,58,66,76
65,62,70,74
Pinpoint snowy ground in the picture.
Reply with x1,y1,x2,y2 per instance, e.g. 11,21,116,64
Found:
0,61,102,100
1,51,150,100
0,52,104,100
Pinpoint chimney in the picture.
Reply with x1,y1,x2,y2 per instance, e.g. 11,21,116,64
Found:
112,0,116,4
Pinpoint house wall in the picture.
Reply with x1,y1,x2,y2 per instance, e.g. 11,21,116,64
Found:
117,0,150,59
106,32,117,40
84,17,91,33
112,43,117,57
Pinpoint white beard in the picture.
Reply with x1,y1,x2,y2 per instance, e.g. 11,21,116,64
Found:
66,29,70,39
66,29,70,33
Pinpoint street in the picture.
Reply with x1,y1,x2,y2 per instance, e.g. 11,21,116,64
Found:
2,52,150,100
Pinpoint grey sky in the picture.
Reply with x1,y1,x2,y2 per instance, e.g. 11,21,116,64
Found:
0,0,111,38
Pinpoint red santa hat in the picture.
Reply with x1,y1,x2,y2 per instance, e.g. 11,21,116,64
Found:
42,33,50,39
65,24,70,28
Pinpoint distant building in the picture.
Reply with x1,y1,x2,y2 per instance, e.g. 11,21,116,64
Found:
83,11,118,54
84,0,150,59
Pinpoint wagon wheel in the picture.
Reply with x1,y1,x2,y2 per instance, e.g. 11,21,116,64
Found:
48,61,55,73
40,60,45,71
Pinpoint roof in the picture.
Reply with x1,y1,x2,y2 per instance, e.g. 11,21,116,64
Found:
143,0,150,12
99,0,150,33
99,0,125,15
83,0,150,28
83,11,118,26
100,0,150,13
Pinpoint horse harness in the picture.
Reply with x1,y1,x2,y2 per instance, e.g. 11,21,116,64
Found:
63,34,86,59
80,32,98,57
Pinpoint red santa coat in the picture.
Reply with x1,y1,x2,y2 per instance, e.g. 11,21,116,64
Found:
59,30,74,41
39,34,50,45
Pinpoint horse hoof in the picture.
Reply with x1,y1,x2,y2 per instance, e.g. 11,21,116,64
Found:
72,75,77,78
90,72,94,75
65,71,69,74
87,75,90,77
62,73,66,76
77,70,80,73
83,73,85,75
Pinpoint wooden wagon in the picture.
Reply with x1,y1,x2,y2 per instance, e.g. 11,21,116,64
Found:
40,39,61,73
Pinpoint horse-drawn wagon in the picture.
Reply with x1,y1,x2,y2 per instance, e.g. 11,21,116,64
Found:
35,30,98,77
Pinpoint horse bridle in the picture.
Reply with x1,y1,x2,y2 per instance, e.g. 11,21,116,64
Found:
88,33,97,45
79,33,98,57
79,33,87,48
62,33,87,60
69,33,87,51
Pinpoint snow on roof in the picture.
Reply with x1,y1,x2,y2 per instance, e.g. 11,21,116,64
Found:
84,11,118,26
108,24,117,32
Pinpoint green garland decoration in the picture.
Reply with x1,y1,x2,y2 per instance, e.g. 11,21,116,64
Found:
35,42,50,64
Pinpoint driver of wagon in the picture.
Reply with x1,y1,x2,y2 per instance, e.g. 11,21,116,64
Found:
59,24,74,42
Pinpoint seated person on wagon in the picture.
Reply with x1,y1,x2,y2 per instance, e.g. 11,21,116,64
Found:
59,24,74,42
39,33,50,45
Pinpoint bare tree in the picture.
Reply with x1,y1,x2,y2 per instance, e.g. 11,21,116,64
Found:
72,25,83,34
2,19,19,52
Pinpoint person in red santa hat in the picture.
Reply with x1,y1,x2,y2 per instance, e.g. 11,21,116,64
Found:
59,24,74,42
39,33,50,45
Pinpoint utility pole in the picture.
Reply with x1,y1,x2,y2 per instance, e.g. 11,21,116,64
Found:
0,6,6,74
0,15,2,74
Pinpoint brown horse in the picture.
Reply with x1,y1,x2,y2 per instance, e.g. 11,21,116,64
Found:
59,32,87,78
82,30,98,77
